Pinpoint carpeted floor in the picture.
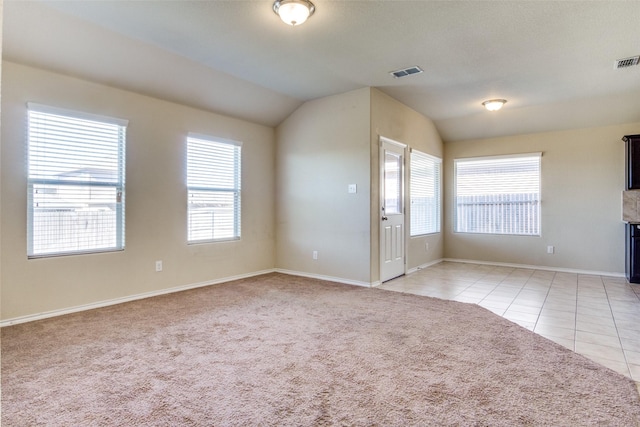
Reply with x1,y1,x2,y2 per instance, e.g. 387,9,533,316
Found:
2,273,640,426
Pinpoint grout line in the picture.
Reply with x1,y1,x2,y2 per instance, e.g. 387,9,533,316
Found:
531,270,555,337
572,272,578,351
604,277,633,379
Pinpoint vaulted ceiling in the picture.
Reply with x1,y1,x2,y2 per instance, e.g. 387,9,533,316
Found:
4,1,640,141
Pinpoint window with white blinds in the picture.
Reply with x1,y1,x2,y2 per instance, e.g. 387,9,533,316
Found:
410,150,441,236
454,153,541,235
27,103,127,257
187,134,241,243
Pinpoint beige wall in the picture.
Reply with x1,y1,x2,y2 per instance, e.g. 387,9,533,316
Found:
444,122,640,274
275,88,443,285
275,88,372,283
9,54,632,322
1,62,276,320
370,89,444,282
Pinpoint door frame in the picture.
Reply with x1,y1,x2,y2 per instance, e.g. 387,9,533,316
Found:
379,136,408,282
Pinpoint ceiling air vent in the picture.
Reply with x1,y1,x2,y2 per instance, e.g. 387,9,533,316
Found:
615,55,639,69
390,66,423,79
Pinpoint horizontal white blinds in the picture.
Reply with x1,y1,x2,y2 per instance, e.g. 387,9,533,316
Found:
27,106,126,257
410,150,441,236
454,153,541,235
187,135,241,242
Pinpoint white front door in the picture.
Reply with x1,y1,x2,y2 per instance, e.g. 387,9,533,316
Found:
380,138,406,282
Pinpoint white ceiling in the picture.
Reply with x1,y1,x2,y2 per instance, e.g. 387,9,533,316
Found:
4,1,640,141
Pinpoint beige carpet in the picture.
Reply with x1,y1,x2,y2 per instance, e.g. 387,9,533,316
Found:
2,273,640,426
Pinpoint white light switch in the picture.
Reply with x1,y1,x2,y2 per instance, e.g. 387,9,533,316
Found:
348,184,357,194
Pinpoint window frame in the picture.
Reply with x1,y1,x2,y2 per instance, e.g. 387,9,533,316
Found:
453,152,541,236
409,149,442,237
186,133,242,244
26,103,127,258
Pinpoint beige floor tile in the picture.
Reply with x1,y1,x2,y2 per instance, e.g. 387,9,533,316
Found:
586,358,630,377
553,272,578,281
531,270,556,279
612,311,640,323
507,304,543,315
620,337,640,353
541,300,576,313
613,304,640,315
575,330,622,348
465,284,497,292
576,320,618,336
534,324,575,340
409,288,450,298
607,286,640,294
452,295,483,304
576,297,611,310
539,334,574,351
510,298,545,309
628,364,640,381
614,318,640,332
539,308,576,322
478,300,511,310
482,295,517,305
479,305,506,316
503,310,539,323
489,289,521,298
537,315,575,330
457,289,491,298
522,282,552,291
617,327,640,341
516,289,548,298
507,318,536,330
576,312,616,327
577,289,607,297
547,289,577,298
576,305,614,318
624,349,640,366
475,277,504,284
575,341,627,364
578,281,605,288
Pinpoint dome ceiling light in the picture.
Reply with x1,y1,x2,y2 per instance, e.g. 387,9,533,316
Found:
482,99,507,112
273,0,315,26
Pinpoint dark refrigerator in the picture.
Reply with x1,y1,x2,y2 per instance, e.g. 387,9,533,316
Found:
624,134,640,283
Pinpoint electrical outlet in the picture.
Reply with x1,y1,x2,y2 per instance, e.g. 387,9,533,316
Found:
155,260,163,272
312,251,318,260
547,246,554,254
425,242,429,252
348,184,357,194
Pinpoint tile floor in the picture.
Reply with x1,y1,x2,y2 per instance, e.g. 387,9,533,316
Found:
379,261,640,389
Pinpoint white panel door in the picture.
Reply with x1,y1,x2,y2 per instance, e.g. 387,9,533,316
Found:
380,138,406,282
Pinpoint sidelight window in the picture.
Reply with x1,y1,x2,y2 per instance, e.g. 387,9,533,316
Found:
410,150,441,236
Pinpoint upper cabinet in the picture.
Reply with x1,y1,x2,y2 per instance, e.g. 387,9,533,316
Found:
624,134,640,190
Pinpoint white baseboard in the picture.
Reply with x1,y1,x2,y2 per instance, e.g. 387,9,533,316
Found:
407,258,445,275
0,269,276,327
275,269,373,288
3,259,625,327
442,258,626,278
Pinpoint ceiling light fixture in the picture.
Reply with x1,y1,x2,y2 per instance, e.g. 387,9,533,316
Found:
482,99,507,112
273,0,315,26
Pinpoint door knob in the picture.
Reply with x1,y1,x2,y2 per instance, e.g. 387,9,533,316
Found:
382,216,388,221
